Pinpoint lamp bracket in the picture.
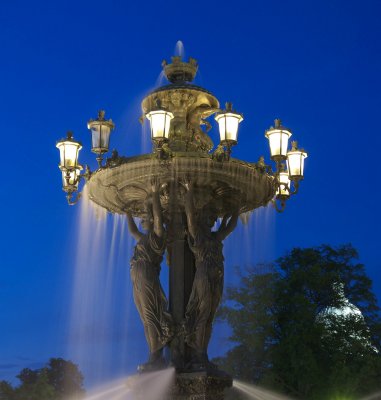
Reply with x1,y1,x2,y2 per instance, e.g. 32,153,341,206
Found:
66,191,82,206
154,140,173,160
272,197,287,213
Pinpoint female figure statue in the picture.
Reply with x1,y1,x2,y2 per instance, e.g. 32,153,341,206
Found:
126,182,173,371
183,181,239,370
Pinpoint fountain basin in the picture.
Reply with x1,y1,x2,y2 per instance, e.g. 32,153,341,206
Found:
86,153,275,217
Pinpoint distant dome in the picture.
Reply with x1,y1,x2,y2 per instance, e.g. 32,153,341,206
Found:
315,282,378,354
317,281,363,321
319,300,363,319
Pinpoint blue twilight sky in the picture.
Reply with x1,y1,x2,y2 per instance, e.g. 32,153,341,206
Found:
1,0,381,389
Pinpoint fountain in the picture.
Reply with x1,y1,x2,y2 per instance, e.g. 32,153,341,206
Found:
56,53,308,399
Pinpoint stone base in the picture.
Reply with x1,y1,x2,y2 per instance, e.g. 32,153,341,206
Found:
126,369,232,400
168,371,233,400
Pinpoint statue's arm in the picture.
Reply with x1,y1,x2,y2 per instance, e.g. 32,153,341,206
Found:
218,210,239,241
152,182,164,238
220,215,228,229
126,213,143,241
184,181,197,239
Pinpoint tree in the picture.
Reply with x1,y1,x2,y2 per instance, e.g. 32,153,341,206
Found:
215,244,381,399
215,270,279,383
45,358,84,399
0,358,84,400
16,369,39,386
14,370,55,400
0,381,15,400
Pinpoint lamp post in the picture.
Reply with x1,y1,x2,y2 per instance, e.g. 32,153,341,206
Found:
56,54,308,399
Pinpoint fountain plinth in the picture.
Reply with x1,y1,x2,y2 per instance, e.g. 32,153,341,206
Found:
170,371,233,400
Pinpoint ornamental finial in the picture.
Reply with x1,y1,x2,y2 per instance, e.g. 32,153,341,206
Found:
225,102,233,111
98,110,105,120
162,56,198,83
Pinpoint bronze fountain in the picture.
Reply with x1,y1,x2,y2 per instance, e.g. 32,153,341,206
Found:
56,54,307,400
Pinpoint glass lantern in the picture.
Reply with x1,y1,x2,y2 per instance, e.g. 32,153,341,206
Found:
146,109,174,141
56,132,82,169
265,119,292,161
61,166,82,192
87,110,115,155
276,170,291,198
215,102,243,145
287,141,308,180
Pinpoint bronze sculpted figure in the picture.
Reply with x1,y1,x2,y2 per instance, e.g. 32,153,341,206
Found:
186,105,220,152
126,182,173,371
183,181,239,370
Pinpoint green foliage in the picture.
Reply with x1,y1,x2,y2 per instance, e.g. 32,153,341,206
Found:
45,358,85,399
215,244,381,399
14,370,55,400
0,358,85,400
0,381,16,400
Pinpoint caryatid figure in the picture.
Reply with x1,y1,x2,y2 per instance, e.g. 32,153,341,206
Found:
183,181,239,370
126,181,173,371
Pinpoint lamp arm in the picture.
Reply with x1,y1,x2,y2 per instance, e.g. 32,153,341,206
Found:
66,191,82,206
272,198,287,213
290,179,300,195
83,165,92,181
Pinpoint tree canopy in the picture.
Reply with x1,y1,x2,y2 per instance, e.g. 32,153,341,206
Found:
215,244,381,400
0,358,85,400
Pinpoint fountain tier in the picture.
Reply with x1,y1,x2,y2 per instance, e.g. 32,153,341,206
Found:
86,154,275,217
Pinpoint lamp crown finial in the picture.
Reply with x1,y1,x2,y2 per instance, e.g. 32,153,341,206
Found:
274,119,281,128
291,140,298,150
225,102,233,111
67,131,73,139
163,55,198,83
171,56,182,64
98,110,105,120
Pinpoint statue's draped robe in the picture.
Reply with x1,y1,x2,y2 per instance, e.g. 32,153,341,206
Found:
185,230,224,356
130,232,172,354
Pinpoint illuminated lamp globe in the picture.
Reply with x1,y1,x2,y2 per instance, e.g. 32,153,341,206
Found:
56,131,82,170
215,102,243,145
61,166,82,192
87,110,115,155
265,119,292,161
287,141,308,180
146,109,174,142
277,170,291,198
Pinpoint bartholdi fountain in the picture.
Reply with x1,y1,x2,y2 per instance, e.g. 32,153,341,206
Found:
56,54,307,400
